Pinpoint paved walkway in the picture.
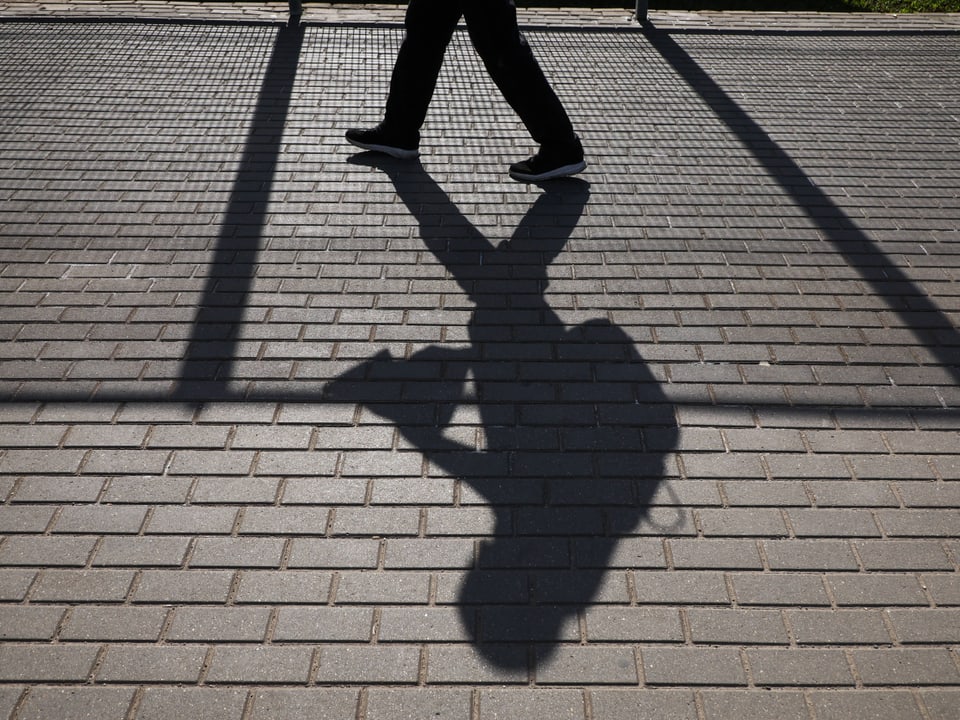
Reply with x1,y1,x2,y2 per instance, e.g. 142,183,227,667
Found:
1,3,959,718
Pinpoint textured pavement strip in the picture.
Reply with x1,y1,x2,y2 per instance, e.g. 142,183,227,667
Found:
0,1,959,718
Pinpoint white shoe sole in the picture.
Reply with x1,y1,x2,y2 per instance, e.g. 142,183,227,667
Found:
509,160,587,182
346,136,420,160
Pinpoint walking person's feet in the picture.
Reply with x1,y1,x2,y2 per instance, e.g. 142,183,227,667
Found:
345,124,420,159
509,137,586,182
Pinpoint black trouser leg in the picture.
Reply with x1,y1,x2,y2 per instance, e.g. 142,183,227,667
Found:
383,0,462,136
462,0,576,147
383,0,577,148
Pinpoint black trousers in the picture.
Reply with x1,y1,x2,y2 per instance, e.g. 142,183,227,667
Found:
383,0,577,147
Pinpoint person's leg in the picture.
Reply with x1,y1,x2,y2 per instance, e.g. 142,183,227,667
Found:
347,0,461,158
462,0,577,149
382,0,463,137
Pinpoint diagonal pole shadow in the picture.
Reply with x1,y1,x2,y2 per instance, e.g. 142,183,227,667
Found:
643,26,960,385
173,23,304,401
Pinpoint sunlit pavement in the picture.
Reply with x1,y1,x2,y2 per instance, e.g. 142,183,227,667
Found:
0,3,958,718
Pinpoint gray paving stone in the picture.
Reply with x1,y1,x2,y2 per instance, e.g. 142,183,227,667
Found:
699,690,809,720
148,424,231,449
280,476,368,505
0,605,65,640
136,687,248,720
96,645,206,683
0,644,97,682
168,449,255,476
747,648,855,687
0,535,97,567
697,508,788,537
0,569,37,600
17,687,135,720
805,480,898,508
668,538,763,569
101,476,192,503
316,645,421,683
786,609,893,645
146,505,239,534
233,570,331,604
731,572,832,607
852,648,960,686
330,506,421,536
536,645,638,685
192,477,280,504
920,573,960,606
479,689,585,720
256,450,339,476
807,691,924,720
633,570,731,605
238,506,331,535
922,690,960,720
335,570,431,604
826,573,930,607
247,689,359,720
434,570,529,605
190,537,285,568
10,476,105,503
165,606,271,642
850,455,937,481
720,480,810,507
132,570,234,604
590,690,698,720
28,569,134,602
286,539,380,569
878,509,960,537
63,424,149,448
762,539,860,571
384,538,475,569
273,606,372,642
205,645,314,684
853,539,953,571
371,477,456,505
232,425,313,450
52,504,148,534
897,481,960,508
427,645,528,684
583,607,683,643
0,505,56,533
366,688,472,720
788,509,883,537
478,605,580,645
686,608,788,645
81,449,171,475
642,647,747,686
93,536,190,567
60,605,167,641
378,607,471,642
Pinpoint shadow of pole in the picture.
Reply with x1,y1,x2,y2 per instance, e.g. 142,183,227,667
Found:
173,23,304,401
643,26,959,384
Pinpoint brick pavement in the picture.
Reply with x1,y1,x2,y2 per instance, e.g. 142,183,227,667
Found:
1,2,959,718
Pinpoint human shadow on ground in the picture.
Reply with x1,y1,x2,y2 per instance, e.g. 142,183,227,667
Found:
324,155,679,668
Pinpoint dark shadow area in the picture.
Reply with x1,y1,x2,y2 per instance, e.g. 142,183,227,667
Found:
172,22,304,401
322,155,678,667
642,25,960,384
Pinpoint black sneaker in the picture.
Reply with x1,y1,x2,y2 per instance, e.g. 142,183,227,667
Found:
345,124,420,160
509,139,586,182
